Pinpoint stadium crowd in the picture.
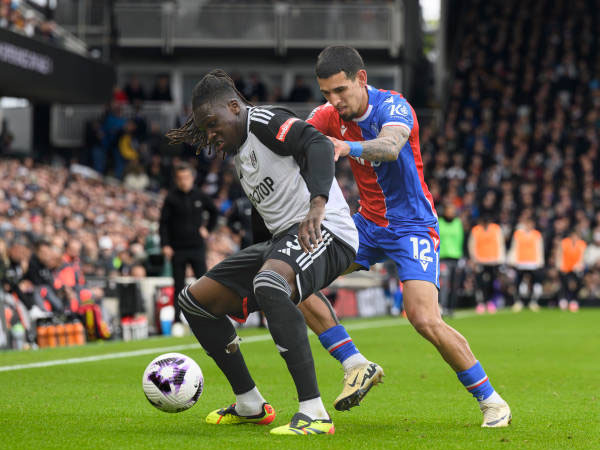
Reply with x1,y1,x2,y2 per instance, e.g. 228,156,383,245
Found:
0,0,61,45
418,0,600,312
2,0,600,350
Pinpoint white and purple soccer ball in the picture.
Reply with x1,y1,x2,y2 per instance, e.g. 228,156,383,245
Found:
142,352,204,413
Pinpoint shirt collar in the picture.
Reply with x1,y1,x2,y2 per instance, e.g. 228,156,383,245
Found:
353,85,374,122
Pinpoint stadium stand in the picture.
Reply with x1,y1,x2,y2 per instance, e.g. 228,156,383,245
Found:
422,0,600,311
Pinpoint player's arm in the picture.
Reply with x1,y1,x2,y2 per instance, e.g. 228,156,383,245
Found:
330,96,413,162
328,125,409,162
298,131,334,252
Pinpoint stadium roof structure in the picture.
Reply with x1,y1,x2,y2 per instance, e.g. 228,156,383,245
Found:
0,28,114,104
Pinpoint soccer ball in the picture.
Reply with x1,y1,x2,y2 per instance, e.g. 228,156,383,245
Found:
142,352,204,413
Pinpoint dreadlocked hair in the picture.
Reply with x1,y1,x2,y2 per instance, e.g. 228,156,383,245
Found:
165,69,253,154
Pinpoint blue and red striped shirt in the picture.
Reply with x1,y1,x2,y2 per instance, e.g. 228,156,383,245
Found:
307,85,437,230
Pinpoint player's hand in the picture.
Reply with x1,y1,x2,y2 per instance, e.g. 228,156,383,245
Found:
298,196,326,253
162,245,174,260
327,136,350,161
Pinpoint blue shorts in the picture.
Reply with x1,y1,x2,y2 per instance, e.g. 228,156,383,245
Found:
353,213,440,288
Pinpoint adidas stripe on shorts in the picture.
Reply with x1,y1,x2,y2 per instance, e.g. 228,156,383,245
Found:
204,224,356,316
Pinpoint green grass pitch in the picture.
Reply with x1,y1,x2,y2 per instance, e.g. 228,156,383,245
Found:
1,309,599,449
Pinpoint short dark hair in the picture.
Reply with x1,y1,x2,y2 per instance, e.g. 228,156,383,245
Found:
165,69,251,151
174,162,194,174
315,45,365,80
34,239,51,251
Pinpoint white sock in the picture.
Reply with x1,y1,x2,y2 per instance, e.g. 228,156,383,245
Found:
234,387,265,416
299,397,329,420
342,353,369,372
479,390,504,405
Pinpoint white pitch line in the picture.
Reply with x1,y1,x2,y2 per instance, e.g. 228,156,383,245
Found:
0,312,477,373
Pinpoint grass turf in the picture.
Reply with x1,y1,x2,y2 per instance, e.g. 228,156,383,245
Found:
1,309,599,449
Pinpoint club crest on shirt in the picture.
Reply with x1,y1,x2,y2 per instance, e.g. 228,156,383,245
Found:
250,150,258,169
389,104,409,117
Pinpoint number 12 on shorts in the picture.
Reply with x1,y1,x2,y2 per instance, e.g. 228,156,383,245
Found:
410,236,433,271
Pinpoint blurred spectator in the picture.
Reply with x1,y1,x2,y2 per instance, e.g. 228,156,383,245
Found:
468,215,505,314
438,203,464,316
117,119,140,178
577,271,600,306
538,268,562,307
130,264,147,278
0,3,9,28
268,85,286,103
556,230,586,311
124,162,150,191
131,101,149,143
205,224,239,270
507,217,544,312
35,19,56,43
583,227,600,269
101,102,126,177
0,1,62,46
226,196,253,249
231,72,247,98
23,240,66,314
151,75,173,101
112,85,128,104
0,118,14,154
147,121,173,159
159,163,218,332
147,154,169,192
97,235,117,277
288,75,313,102
84,118,105,174
124,76,147,103
248,73,267,103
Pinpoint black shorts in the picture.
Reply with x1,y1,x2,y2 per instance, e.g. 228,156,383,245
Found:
204,225,356,321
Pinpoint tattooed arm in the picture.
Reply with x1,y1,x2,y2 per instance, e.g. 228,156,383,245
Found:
328,125,410,162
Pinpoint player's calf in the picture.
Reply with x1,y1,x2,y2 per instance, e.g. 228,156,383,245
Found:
178,285,268,418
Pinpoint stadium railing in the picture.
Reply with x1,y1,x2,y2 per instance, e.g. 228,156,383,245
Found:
53,0,111,50
11,2,90,56
50,102,180,147
98,2,402,55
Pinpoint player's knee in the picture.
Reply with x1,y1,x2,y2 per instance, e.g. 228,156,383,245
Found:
177,284,221,319
408,313,445,340
253,270,295,305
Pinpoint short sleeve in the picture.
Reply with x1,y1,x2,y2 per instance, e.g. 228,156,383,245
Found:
306,103,334,135
249,107,313,156
377,95,413,133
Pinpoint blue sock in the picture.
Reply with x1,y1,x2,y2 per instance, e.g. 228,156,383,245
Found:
456,361,495,401
318,325,359,364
